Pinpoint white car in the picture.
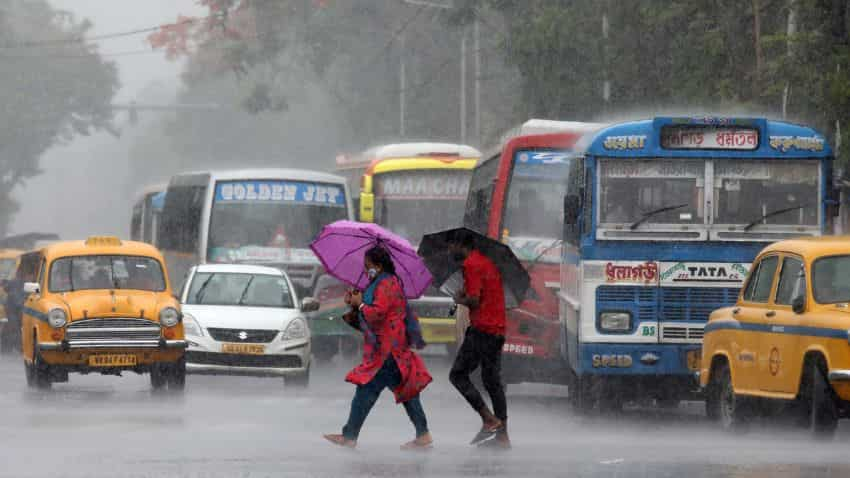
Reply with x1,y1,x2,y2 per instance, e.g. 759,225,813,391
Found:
180,264,317,386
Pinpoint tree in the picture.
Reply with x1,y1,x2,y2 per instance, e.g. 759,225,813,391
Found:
0,0,119,235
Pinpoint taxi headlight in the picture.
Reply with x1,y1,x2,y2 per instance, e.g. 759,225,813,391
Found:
282,318,308,341
182,313,203,337
159,307,180,328
599,311,631,333
47,308,67,328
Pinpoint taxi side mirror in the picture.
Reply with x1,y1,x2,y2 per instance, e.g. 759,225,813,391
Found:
301,297,320,313
23,282,40,295
792,296,806,314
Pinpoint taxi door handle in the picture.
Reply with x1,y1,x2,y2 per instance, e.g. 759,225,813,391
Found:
765,310,776,318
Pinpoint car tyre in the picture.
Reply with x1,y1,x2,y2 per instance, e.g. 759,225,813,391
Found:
805,359,838,440
716,362,749,432
31,349,51,390
150,363,167,391
166,358,186,392
286,366,310,389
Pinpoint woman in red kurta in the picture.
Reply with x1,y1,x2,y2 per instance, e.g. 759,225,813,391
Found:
323,246,433,450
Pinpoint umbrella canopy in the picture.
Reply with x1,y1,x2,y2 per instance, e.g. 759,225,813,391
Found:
418,227,531,303
310,220,433,299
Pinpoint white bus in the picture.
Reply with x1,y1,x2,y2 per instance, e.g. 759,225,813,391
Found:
157,169,354,293
130,183,167,246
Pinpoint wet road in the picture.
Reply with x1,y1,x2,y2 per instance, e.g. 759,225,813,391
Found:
1,352,850,478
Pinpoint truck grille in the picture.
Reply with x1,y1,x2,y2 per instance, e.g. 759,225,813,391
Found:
65,318,162,348
661,324,705,342
596,286,739,343
207,328,278,344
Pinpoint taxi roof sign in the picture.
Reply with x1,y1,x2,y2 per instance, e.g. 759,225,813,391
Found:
85,236,122,247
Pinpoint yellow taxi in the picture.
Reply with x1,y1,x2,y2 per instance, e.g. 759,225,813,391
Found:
701,236,850,437
21,237,186,391
0,248,24,351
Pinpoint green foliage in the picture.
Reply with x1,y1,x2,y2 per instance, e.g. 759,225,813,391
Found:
0,0,119,235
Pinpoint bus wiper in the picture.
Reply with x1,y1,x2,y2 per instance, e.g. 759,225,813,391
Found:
525,239,563,271
743,205,808,231
194,273,216,303
629,204,688,230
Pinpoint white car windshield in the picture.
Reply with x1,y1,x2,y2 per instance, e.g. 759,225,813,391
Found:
186,272,294,308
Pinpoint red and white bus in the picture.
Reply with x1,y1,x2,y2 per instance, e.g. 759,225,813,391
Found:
462,119,604,384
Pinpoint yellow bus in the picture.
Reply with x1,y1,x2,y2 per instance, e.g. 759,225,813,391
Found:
336,143,480,350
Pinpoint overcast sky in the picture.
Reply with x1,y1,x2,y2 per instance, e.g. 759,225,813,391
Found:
10,0,205,239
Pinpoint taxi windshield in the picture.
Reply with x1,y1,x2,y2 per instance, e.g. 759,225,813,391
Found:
185,272,294,308
812,255,850,304
49,255,166,293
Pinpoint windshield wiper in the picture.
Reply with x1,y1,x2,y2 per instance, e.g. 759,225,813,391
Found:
743,205,808,231
237,276,255,306
194,273,216,303
629,204,689,230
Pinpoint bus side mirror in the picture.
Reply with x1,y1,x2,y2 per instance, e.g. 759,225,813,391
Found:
563,195,580,226
792,296,806,314
360,193,374,222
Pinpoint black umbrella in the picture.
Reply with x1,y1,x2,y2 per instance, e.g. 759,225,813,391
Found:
417,227,531,304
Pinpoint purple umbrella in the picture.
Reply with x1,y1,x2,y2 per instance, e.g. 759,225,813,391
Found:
310,220,433,299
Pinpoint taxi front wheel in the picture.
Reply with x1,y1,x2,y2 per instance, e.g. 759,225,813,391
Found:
25,347,51,390
712,362,750,432
801,359,838,439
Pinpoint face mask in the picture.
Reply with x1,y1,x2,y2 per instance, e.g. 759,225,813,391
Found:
367,268,378,279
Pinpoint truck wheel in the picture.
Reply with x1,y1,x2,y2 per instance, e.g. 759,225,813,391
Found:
166,358,186,392
286,366,310,389
806,359,838,439
150,363,167,391
569,375,596,413
705,361,723,421
716,362,749,432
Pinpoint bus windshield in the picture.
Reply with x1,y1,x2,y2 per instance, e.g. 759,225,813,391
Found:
207,180,348,263
599,159,704,228
503,150,575,262
714,159,819,228
374,170,470,244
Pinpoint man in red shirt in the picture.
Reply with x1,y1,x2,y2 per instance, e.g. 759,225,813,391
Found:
448,232,509,448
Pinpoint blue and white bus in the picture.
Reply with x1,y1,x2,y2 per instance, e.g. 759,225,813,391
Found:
558,117,836,410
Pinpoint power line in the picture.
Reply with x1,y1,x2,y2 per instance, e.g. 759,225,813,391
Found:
0,17,200,50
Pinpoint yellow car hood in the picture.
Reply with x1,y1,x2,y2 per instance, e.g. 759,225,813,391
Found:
59,290,165,321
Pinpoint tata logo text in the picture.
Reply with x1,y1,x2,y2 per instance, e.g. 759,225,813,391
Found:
592,354,633,368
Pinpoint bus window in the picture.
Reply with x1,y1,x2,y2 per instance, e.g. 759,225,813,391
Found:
130,202,143,242
464,156,499,233
159,185,207,254
503,150,574,243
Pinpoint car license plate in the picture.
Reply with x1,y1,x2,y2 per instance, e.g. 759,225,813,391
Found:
88,354,137,367
221,343,265,355
686,350,701,371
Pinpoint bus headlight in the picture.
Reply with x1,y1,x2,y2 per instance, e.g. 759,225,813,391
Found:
159,307,181,328
282,318,308,341
182,313,203,337
47,308,67,328
599,312,631,333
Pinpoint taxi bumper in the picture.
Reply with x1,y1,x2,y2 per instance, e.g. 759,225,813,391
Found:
39,339,187,351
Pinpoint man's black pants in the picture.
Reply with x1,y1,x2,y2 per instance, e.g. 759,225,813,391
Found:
449,327,507,421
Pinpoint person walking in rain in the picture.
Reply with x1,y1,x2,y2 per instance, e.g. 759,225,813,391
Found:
323,246,434,450
448,232,510,449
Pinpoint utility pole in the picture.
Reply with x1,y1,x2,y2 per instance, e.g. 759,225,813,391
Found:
400,32,407,138
460,27,467,143
474,16,481,145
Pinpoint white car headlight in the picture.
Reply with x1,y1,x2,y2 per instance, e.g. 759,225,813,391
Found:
182,313,203,337
282,317,308,341
47,308,67,328
159,307,180,328
599,311,631,333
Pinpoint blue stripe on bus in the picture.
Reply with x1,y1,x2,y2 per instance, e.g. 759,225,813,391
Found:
704,319,848,340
